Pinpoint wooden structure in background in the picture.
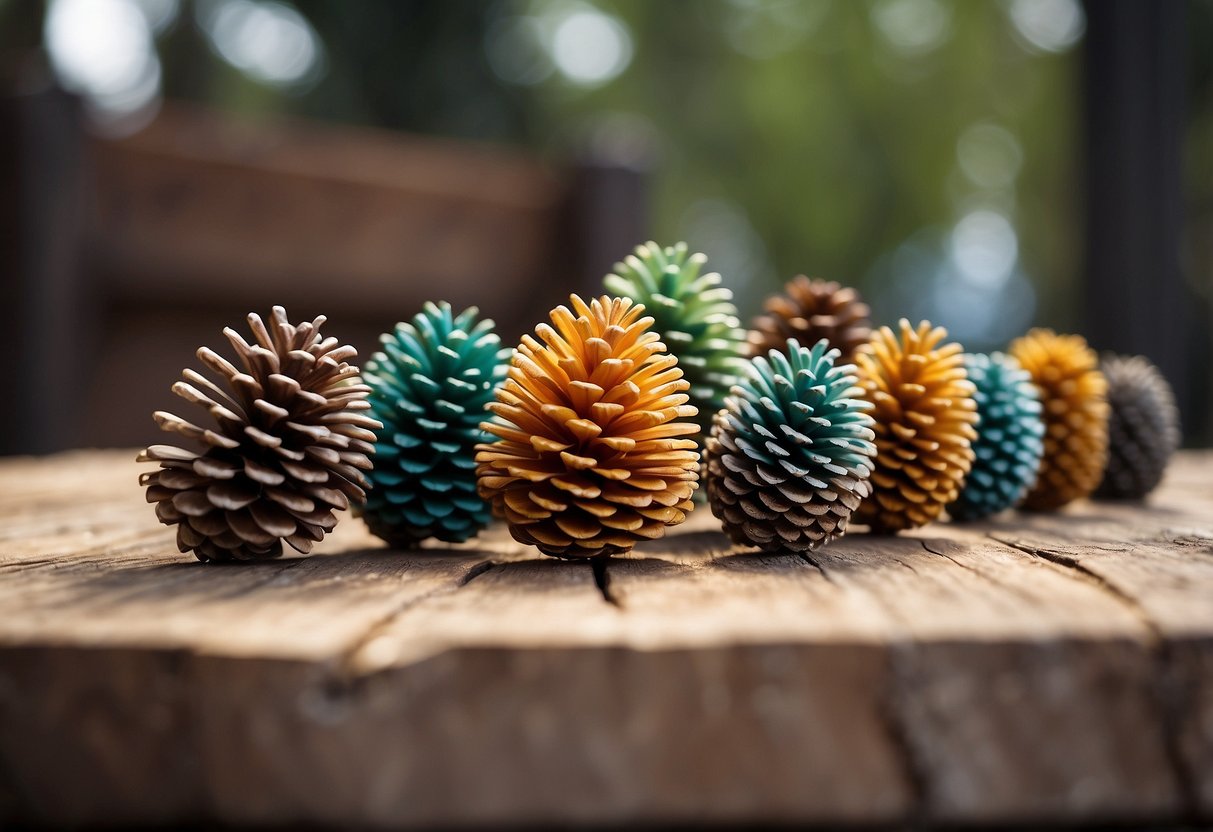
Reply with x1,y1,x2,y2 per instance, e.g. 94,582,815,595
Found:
0,450,1211,827
1082,0,1209,442
0,95,649,453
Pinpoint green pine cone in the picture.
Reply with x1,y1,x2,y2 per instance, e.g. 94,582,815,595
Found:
707,339,877,552
362,302,509,546
604,241,747,434
949,352,1045,521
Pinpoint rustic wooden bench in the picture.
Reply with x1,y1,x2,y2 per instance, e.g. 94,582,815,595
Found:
1,449,1211,828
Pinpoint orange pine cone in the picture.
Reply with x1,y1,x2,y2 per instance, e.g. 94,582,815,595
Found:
856,319,978,532
475,295,701,558
1008,329,1109,511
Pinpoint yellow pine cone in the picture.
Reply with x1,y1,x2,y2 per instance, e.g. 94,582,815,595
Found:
475,295,701,558
856,319,978,532
1008,329,1109,511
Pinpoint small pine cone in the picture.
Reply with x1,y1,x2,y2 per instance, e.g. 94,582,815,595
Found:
137,307,381,562
949,352,1045,521
707,340,877,552
475,295,701,559
362,302,509,546
856,319,978,533
604,241,746,435
1095,354,1180,499
1008,329,1110,511
748,276,872,363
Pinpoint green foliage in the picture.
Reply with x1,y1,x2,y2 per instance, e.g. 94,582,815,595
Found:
362,302,509,545
950,352,1045,521
604,241,746,432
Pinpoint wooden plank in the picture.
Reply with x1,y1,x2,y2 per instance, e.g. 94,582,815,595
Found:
0,450,1211,826
91,103,564,317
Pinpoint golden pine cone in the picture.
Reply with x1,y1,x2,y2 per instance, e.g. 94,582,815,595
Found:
1008,329,1109,511
856,319,978,533
475,295,701,558
749,277,872,362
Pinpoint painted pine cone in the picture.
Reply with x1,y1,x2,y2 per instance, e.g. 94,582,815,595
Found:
856,319,978,533
1095,354,1180,499
1008,329,1109,511
604,241,746,434
361,302,509,546
475,295,701,559
748,276,872,363
949,352,1045,521
707,339,876,552
137,307,380,562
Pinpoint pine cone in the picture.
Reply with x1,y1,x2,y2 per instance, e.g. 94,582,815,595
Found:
707,339,876,552
475,295,701,559
1095,354,1180,499
603,241,746,435
748,276,872,363
1008,329,1109,511
137,307,380,562
949,352,1045,521
361,302,509,546
856,319,978,533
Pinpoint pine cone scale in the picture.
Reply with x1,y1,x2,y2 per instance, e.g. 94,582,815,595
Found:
139,308,379,562
1096,354,1180,499
750,278,873,363
1008,330,1109,511
477,296,700,558
856,320,978,533
708,340,876,552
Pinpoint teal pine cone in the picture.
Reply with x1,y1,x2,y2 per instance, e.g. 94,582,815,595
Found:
707,339,877,552
604,241,746,433
949,352,1045,521
362,302,509,546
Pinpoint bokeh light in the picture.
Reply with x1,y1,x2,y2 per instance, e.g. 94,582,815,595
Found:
957,122,1024,191
44,0,163,133
870,0,953,56
1006,0,1085,54
197,0,323,88
486,2,632,89
548,4,633,87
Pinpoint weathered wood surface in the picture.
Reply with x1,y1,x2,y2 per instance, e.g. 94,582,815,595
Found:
0,450,1211,828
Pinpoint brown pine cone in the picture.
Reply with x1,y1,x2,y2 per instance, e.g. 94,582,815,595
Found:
856,319,978,533
137,307,380,562
1095,354,1180,500
707,340,877,552
748,276,872,362
475,295,701,559
1008,329,1109,511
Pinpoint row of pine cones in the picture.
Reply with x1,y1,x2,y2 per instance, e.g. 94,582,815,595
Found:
139,244,1180,562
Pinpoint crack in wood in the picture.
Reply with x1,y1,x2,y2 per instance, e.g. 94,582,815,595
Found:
590,558,621,607
333,558,498,681
796,551,836,584
989,532,1201,822
796,548,929,819
918,538,1039,604
988,534,1160,641
881,643,930,824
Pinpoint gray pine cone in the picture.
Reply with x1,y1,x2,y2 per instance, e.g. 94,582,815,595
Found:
1096,354,1180,499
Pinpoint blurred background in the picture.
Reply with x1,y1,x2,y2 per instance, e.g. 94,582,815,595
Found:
2,0,1210,453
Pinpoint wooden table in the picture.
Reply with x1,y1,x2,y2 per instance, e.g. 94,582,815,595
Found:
1,449,1211,828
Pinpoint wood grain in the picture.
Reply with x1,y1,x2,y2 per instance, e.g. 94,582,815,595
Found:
1,449,1211,827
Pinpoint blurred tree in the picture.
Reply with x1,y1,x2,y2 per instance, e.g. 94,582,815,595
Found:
5,0,1207,373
